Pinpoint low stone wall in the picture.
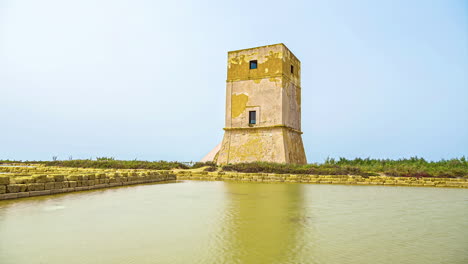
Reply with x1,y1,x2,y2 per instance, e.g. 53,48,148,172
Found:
1,165,466,200
175,170,468,188
0,166,176,200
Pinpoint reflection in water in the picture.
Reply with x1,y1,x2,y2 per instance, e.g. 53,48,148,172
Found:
0,181,467,264
216,183,305,264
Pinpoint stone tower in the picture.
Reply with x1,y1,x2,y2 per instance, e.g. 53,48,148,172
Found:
213,43,307,165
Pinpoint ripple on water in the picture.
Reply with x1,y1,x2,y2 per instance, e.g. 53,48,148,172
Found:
42,205,66,211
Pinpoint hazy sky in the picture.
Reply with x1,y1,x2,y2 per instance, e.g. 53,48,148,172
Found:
1,0,467,162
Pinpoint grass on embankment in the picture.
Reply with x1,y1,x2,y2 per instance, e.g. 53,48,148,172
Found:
2,157,466,178
0,158,189,170
221,157,468,178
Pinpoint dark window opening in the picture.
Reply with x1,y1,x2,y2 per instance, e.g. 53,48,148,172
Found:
249,60,258,69
291,65,294,74
249,111,256,124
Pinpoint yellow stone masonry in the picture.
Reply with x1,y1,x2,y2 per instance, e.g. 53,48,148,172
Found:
0,165,176,200
174,170,468,188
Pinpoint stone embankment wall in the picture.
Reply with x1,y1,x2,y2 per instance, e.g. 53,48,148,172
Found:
2,166,467,200
0,166,175,200
175,170,468,188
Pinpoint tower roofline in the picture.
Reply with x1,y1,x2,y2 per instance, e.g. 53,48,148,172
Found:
228,43,300,63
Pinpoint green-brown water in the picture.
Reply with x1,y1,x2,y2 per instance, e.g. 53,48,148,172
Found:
0,181,467,264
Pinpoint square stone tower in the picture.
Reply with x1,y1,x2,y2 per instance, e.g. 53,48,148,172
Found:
214,43,307,164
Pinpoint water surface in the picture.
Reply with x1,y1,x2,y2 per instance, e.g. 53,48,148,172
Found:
0,181,467,264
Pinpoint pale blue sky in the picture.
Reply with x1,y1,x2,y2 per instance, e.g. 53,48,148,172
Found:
1,0,467,162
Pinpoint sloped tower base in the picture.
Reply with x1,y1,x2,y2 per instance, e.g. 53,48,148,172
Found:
215,127,306,165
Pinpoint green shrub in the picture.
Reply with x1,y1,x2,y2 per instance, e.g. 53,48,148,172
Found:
223,162,364,176
192,161,216,169
204,166,217,172
221,157,468,178
42,159,189,170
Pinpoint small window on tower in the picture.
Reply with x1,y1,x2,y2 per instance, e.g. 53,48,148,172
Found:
249,60,258,69
249,111,256,124
291,65,294,74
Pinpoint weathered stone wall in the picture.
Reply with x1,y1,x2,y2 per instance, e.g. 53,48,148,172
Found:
0,166,176,200
217,127,307,164
282,80,302,131
226,77,283,127
217,128,286,164
175,171,468,188
283,129,307,164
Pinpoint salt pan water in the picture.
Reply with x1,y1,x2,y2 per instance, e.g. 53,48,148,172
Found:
0,181,466,264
